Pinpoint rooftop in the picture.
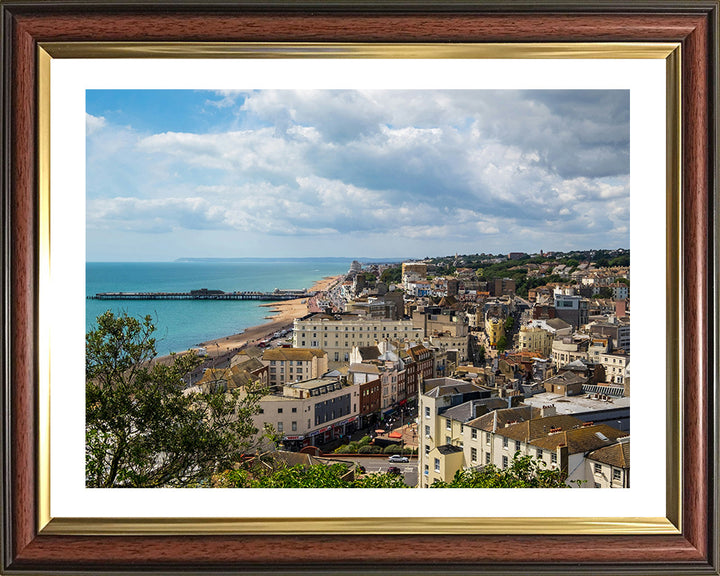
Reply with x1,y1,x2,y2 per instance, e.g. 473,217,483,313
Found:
521,392,630,415
531,424,628,454
586,438,631,467
262,348,326,361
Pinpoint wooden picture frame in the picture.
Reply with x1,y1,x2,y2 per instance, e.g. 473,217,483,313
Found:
1,1,717,574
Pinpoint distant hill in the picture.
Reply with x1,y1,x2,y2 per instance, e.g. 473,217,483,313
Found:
175,257,407,264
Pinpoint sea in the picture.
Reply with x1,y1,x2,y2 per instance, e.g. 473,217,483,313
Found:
86,260,352,357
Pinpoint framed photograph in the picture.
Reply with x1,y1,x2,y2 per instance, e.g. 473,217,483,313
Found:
1,1,717,574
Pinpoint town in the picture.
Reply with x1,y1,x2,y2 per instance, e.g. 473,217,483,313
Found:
185,249,630,489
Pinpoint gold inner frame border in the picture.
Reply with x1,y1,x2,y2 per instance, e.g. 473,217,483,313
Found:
36,41,682,536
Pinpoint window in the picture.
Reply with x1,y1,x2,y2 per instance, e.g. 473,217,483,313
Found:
259,408,264,414
551,452,557,464
515,440,521,452
471,448,477,462
445,419,451,430
485,452,491,465
502,455,508,469
424,465,429,476
425,406,430,418
425,425,430,437
277,422,283,432
292,407,297,413
594,463,603,474
486,432,491,445
278,408,283,414
503,437,509,449
471,429,477,440
537,448,544,459
446,436,451,445
594,482,601,488
291,421,297,431
425,445,430,455
434,458,440,472
613,468,622,481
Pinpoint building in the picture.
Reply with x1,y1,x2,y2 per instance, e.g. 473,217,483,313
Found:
486,317,505,347
553,294,589,329
588,318,630,352
586,438,630,488
517,325,554,357
418,378,494,487
293,313,423,362
528,317,573,336
401,262,428,279
261,348,328,389
598,351,630,385
255,376,359,451
552,336,590,368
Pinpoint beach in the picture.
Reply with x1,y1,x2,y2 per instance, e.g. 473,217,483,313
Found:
195,274,342,357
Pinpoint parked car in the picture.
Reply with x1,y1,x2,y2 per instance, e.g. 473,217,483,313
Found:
387,466,402,475
388,455,409,463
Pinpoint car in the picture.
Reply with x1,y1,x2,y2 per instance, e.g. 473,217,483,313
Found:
387,466,402,475
388,455,409,463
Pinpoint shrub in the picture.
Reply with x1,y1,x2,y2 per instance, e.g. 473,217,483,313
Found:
358,445,376,454
357,435,371,446
383,445,403,454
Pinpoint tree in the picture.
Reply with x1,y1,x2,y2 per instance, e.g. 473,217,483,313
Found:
496,334,509,353
477,345,486,365
214,462,409,488
86,311,268,488
597,287,614,299
430,454,572,488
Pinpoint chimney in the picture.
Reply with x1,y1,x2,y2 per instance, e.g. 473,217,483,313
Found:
540,405,557,418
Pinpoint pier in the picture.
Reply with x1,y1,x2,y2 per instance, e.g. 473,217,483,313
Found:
88,288,314,302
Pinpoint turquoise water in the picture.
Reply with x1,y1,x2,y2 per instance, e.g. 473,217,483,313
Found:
86,260,350,356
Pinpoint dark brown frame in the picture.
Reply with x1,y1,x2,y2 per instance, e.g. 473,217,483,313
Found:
1,1,717,574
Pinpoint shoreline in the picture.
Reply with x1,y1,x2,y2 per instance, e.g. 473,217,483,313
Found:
162,274,343,361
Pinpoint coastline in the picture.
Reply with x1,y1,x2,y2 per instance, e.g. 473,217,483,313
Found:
185,274,342,359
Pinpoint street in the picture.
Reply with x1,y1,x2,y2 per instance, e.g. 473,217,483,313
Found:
332,456,418,487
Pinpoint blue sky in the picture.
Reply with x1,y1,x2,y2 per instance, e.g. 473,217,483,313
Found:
86,89,630,261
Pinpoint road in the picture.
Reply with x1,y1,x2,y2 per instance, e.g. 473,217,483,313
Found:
332,456,418,487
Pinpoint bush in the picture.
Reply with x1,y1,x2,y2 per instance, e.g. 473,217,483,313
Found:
383,444,403,454
358,445,376,454
357,435,371,446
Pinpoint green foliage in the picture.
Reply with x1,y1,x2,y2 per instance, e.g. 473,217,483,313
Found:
359,271,377,286
617,277,630,286
383,444,403,454
86,311,268,488
353,472,408,488
597,287,614,299
496,335,508,353
504,317,515,331
477,345,486,364
357,435,372,446
215,462,409,488
609,254,630,267
380,266,402,285
358,445,383,454
430,453,571,488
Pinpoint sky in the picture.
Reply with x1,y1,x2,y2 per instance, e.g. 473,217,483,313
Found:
86,89,630,262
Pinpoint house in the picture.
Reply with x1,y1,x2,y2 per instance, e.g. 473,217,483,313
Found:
586,438,630,487
261,347,328,389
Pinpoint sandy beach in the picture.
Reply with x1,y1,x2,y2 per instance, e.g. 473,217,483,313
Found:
194,274,343,357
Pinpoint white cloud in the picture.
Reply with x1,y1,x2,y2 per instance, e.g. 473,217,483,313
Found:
86,89,630,257
86,113,106,135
